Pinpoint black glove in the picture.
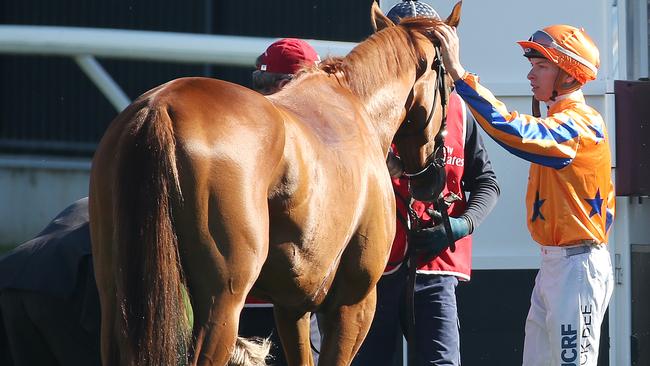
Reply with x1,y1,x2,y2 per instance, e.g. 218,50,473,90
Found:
409,217,470,260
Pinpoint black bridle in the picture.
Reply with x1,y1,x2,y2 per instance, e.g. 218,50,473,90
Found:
401,52,448,184
399,47,456,252
399,46,459,366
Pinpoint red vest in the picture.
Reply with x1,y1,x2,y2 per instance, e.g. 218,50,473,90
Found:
384,92,473,281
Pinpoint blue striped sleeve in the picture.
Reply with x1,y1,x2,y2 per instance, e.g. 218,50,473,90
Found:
455,78,579,169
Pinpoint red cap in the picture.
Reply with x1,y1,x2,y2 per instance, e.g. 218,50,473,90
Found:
259,38,320,75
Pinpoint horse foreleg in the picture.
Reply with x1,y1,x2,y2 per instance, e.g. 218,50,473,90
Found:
273,307,315,366
317,288,377,366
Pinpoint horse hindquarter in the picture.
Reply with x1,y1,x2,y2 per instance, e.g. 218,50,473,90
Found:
91,78,287,366
164,79,287,366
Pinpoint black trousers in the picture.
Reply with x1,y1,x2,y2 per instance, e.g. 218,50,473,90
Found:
0,307,13,366
0,259,101,366
0,289,101,366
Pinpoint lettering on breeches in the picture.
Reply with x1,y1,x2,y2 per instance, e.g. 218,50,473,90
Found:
560,305,594,366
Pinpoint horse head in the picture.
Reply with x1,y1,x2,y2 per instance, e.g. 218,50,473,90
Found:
372,1,462,202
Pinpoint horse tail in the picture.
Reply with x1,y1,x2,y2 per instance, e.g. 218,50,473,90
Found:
228,337,273,366
114,104,190,366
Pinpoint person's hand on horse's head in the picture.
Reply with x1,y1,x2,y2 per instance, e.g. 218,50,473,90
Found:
432,23,466,82
409,216,470,259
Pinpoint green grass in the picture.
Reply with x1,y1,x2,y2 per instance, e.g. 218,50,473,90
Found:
0,244,17,255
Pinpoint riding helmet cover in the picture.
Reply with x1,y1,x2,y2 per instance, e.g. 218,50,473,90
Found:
386,0,440,23
517,25,599,84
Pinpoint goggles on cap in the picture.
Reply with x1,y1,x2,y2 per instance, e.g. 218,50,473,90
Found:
528,30,598,76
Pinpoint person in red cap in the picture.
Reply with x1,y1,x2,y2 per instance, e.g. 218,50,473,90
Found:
252,38,320,95
433,23,614,366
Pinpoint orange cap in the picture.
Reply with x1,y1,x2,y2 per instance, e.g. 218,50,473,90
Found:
517,25,600,84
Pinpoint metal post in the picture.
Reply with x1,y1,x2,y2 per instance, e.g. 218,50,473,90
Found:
74,55,130,112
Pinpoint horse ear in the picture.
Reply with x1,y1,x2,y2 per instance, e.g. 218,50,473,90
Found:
371,1,395,32
445,1,462,27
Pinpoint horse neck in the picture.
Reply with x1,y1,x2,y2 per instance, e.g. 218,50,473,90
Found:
349,64,418,154
340,29,423,153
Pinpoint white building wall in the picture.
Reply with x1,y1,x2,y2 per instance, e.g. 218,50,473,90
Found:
0,156,90,245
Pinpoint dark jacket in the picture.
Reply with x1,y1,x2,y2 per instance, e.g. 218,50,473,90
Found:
0,197,92,296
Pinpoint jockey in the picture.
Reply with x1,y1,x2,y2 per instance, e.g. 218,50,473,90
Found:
433,23,614,365
353,1,500,365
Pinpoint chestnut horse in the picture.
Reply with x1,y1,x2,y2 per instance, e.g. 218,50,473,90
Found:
89,2,462,366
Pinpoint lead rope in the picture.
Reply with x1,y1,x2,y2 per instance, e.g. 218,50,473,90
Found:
405,200,421,366
435,64,456,254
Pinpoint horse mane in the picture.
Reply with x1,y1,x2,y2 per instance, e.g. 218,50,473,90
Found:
318,17,444,99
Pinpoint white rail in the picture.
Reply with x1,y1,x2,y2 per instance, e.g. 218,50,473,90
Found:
0,25,355,66
0,25,357,111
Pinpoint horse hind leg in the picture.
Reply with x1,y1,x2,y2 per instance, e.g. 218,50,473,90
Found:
183,228,272,366
191,319,271,366
177,176,272,366
273,307,316,366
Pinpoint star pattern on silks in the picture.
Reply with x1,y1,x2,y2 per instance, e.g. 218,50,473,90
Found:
584,189,604,218
532,191,546,222
605,208,614,233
